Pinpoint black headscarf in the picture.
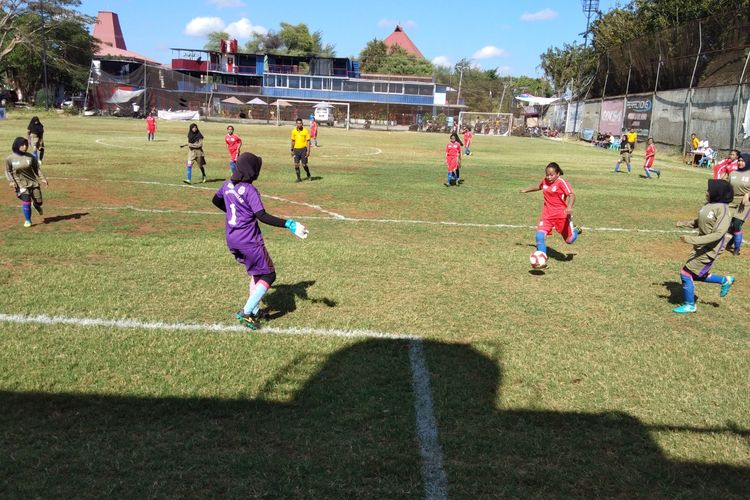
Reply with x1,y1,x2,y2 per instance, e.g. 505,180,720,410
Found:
187,123,203,143
12,137,29,156
27,116,43,136
707,179,733,204
738,152,750,172
231,152,262,184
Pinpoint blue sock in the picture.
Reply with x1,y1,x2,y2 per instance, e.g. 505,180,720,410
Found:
614,162,619,172
186,164,192,182
567,227,579,244
229,161,236,175
703,274,724,285
627,162,631,173
243,282,269,316
680,272,695,304
535,231,547,253
734,232,743,253
644,168,651,178
21,202,31,222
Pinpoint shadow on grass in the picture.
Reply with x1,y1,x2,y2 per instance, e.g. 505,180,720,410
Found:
42,212,89,224
309,176,323,181
263,280,337,320
658,281,720,307
1,341,747,497
546,246,575,262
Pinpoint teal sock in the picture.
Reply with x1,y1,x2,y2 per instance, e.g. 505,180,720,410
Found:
703,274,724,285
243,282,269,315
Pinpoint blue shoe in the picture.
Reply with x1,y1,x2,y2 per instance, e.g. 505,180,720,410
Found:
672,303,696,314
720,276,735,297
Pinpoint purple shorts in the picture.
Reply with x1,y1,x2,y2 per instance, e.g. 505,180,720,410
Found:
231,244,275,277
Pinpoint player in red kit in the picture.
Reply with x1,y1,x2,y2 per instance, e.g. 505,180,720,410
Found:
224,125,243,175
520,162,582,262
310,117,318,147
462,126,473,156
145,113,156,141
642,137,660,179
444,133,462,186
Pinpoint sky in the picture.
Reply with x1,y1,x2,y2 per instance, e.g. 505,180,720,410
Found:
80,0,621,77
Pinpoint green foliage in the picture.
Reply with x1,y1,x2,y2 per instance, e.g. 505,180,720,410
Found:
538,42,596,97
358,41,433,76
204,31,230,52
358,39,388,74
242,23,335,57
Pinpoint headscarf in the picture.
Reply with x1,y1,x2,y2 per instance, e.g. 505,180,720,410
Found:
231,152,262,184
27,116,43,136
738,152,750,172
707,179,733,204
187,123,203,143
11,137,29,156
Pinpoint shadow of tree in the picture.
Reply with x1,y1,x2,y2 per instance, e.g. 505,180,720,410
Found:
1,341,747,497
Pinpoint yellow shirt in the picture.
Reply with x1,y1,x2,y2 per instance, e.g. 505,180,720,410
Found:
692,137,700,149
626,131,637,143
291,127,310,149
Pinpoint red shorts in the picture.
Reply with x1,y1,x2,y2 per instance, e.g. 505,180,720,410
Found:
446,156,459,171
644,157,654,168
537,216,574,240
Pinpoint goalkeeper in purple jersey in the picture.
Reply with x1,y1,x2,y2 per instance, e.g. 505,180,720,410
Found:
213,152,308,329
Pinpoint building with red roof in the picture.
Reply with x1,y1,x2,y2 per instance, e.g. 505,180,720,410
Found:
383,25,424,59
93,11,159,63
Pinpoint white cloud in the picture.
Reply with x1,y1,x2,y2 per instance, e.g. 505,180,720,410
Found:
432,55,453,68
520,9,559,21
208,0,246,7
377,18,417,29
226,18,267,39
472,45,507,59
184,17,225,37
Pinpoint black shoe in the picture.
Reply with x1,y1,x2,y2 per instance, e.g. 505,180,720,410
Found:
34,205,43,216
295,178,302,183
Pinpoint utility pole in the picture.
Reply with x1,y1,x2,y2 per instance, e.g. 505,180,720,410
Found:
571,0,599,134
40,0,50,110
456,67,464,105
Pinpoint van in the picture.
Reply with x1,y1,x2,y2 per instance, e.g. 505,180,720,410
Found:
314,106,334,126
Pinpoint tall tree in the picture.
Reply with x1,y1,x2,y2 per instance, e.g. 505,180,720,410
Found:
204,31,230,52
243,22,335,56
358,39,387,73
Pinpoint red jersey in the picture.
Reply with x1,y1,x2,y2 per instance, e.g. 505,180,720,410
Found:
539,177,573,219
463,131,473,146
310,121,318,138
713,158,738,179
225,133,242,161
145,115,156,133
445,141,461,170
644,144,655,167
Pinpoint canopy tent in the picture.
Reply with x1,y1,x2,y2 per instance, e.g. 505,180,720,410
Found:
221,96,245,105
514,93,559,106
313,101,334,109
247,97,267,105
105,88,145,104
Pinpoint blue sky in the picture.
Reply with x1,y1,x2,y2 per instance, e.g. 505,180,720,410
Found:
80,0,620,76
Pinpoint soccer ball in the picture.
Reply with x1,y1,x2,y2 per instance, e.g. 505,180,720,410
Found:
530,251,548,268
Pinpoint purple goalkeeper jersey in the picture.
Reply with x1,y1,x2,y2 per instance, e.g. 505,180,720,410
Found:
215,180,265,248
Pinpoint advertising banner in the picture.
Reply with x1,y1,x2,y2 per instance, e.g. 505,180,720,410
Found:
599,99,624,135
624,95,653,139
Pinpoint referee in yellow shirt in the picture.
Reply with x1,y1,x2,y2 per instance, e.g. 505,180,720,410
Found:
626,127,638,153
291,118,312,182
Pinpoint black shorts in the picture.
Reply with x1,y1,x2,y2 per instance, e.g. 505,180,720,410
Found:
292,148,308,164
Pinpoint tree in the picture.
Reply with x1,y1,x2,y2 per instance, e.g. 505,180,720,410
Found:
358,39,387,73
204,31,230,52
538,42,596,98
0,1,95,101
243,22,335,56
358,42,433,76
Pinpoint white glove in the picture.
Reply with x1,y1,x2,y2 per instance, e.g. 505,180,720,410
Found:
285,219,309,239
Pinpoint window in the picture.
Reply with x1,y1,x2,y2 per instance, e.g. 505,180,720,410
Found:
276,75,287,87
389,83,403,93
419,86,433,96
343,81,358,91
311,78,322,90
300,77,310,89
357,82,373,92
288,76,300,88
331,79,342,91
265,75,275,87
373,82,388,93
404,84,419,95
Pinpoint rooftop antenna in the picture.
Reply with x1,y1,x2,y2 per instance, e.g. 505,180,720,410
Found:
572,0,599,133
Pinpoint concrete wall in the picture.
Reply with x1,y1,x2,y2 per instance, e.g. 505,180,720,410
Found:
580,100,601,133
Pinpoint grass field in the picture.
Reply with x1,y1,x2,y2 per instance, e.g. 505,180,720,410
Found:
1,112,748,498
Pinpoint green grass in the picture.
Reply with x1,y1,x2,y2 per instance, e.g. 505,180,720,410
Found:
0,113,748,497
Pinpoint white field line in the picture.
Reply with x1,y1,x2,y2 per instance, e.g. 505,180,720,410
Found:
409,340,449,500
0,312,419,341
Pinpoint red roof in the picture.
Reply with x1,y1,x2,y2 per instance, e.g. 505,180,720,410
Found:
384,25,424,59
93,11,159,63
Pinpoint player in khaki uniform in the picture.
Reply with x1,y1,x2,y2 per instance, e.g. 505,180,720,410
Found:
613,132,631,173
5,137,47,227
673,179,735,313
27,116,45,164
726,153,750,255
290,118,312,182
181,123,207,184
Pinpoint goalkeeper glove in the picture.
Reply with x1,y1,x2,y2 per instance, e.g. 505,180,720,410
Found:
285,219,308,239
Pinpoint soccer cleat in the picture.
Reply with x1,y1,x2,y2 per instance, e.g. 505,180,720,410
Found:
23,221,32,228
575,226,583,236
182,179,191,185
720,276,735,297
201,176,207,184
307,176,312,181
34,205,43,216
295,178,302,183
656,171,661,179
672,303,697,314
236,311,259,330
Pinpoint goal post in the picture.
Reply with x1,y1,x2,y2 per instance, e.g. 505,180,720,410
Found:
458,112,513,136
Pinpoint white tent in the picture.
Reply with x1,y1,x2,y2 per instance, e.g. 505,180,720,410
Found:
514,94,559,106
247,97,267,105
221,96,244,105
313,101,334,109
105,88,145,104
